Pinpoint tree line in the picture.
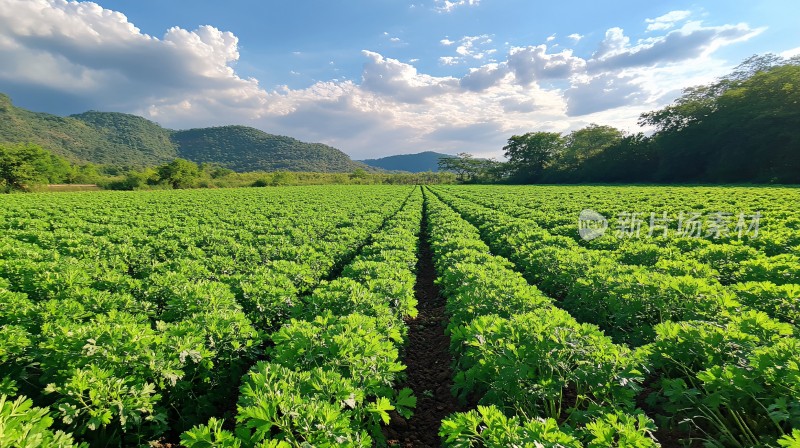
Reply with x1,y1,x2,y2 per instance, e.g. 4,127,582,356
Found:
105,161,455,189
0,146,455,193
441,54,800,184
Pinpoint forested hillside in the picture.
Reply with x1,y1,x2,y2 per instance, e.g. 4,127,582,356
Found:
70,111,177,165
174,126,370,173
0,93,175,166
0,95,371,172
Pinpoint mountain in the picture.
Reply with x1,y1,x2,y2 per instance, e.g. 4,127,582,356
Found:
360,151,455,172
0,93,174,166
70,111,177,165
173,126,367,172
0,93,371,172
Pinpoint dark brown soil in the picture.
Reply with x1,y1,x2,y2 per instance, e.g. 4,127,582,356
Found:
635,376,698,448
386,204,468,447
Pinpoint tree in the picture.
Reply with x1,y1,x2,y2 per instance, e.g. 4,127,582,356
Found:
558,125,625,170
114,168,159,190
503,132,564,182
575,133,658,182
70,164,101,184
200,163,235,179
437,153,466,180
350,168,368,179
0,143,71,192
438,153,485,181
271,171,297,186
437,153,501,182
157,158,201,189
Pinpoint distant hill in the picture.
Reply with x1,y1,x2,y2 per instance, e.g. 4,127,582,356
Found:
360,151,455,172
0,93,173,166
70,111,178,163
71,111,177,165
174,126,367,172
0,93,371,172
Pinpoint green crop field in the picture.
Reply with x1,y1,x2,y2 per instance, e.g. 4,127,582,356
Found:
1,185,799,447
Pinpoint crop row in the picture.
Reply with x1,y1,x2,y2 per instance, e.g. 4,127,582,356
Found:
443,185,800,259
435,186,800,338
0,186,414,446
423,189,660,446
450,187,800,292
179,186,424,446
430,186,800,447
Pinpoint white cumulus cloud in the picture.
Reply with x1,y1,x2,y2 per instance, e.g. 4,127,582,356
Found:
507,45,586,85
646,10,691,32
439,56,460,65
438,34,496,65
780,47,800,58
590,21,765,71
359,50,459,103
0,0,267,117
435,0,480,13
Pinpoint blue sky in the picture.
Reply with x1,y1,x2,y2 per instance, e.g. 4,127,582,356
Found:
0,0,798,159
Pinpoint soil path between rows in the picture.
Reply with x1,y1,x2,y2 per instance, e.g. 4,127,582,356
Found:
386,201,467,447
